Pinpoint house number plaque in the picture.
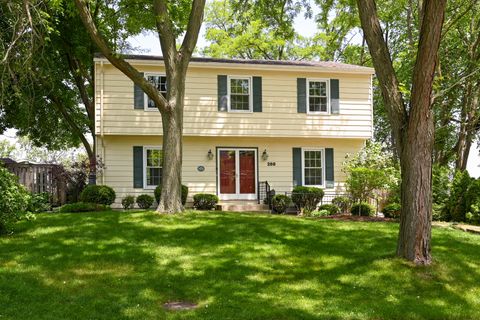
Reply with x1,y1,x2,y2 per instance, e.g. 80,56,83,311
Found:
197,166,205,172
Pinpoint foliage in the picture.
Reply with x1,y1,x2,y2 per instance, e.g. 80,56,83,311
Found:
193,193,219,210
0,166,31,234
291,186,324,215
332,196,351,214
442,171,474,222
383,203,401,219
317,204,340,215
154,184,188,206
59,202,110,213
0,140,15,158
79,185,116,206
27,192,51,213
343,141,399,203
271,194,291,214
136,194,154,209
311,209,330,217
121,196,135,210
351,202,375,217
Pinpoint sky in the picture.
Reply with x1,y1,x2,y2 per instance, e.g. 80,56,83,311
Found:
1,9,479,177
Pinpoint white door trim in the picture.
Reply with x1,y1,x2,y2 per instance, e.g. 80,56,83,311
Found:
217,148,257,200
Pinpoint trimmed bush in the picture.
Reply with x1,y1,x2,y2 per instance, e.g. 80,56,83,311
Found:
317,204,340,215
0,167,30,234
59,202,110,213
136,194,154,209
311,210,330,217
154,184,188,205
271,194,291,214
383,203,401,219
193,193,219,210
351,202,375,216
332,196,351,214
122,195,135,210
79,185,116,205
291,186,324,215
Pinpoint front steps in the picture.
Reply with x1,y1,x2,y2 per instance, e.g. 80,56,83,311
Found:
216,201,271,213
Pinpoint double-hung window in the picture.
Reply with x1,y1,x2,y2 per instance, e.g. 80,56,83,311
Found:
144,147,163,188
228,76,252,112
307,79,329,114
302,149,324,186
144,74,167,110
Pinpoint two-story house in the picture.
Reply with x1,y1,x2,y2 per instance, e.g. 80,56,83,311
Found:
94,54,374,208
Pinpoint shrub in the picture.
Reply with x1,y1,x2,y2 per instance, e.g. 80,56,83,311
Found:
193,193,219,210
351,202,375,216
383,203,401,219
271,194,291,214
291,186,324,215
332,196,351,214
311,210,330,217
59,202,110,213
122,195,135,210
136,194,154,209
28,192,51,213
154,184,188,205
0,167,31,234
79,185,116,205
317,204,340,215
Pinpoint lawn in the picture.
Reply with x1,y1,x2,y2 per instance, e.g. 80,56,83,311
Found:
1,211,479,319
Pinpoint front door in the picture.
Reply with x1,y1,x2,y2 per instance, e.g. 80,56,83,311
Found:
218,148,257,200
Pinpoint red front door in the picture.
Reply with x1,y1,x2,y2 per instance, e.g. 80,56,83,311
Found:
218,149,257,200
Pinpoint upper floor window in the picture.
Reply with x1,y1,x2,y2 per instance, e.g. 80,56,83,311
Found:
307,79,329,114
144,147,163,188
302,149,324,186
228,76,252,112
145,74,167,110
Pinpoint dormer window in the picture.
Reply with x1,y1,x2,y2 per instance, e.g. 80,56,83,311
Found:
228,76,252,112
145,74,167,110
307,79,329,114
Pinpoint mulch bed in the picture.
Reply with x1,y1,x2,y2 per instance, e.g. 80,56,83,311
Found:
319,214,396,222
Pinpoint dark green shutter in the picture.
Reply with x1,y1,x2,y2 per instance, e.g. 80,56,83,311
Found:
297,78,306,113
325,148,334,188
134,72,145,109
330,79,339,114
253,76,262,112
133,146,143,188
218,75,228,111
293,148,302,186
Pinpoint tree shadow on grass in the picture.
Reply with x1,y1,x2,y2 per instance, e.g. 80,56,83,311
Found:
1,211,479,319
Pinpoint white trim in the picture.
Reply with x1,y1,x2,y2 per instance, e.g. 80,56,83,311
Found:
143,146,163,189
217,148,257,200
301,147,326,188
227,76,253,113
143,72,166,112
306,79,330,115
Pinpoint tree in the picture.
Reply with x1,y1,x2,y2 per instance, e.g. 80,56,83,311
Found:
357,0,447,264
74,0,206,213
0,140,15,158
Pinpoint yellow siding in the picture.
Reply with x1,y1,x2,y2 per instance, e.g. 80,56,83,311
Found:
97,135,364,208
95,64,373,138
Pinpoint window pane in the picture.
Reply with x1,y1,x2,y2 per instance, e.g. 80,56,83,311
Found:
146,75,167,108
231,94,250,111
309,81,326,97
230,78,249,94
147,168,162,186
147,149,163,166
304,150,323,185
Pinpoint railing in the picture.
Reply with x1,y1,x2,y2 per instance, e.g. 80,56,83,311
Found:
258,181,272,208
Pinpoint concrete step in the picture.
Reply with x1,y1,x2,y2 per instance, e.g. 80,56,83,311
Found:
217,202,271,212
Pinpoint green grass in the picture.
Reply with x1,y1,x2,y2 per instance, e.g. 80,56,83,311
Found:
1,211,479,319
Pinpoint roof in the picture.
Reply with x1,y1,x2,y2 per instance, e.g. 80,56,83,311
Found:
0,158,16,164
94,53,375,74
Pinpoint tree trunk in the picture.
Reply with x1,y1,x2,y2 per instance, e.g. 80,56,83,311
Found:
157,72,185,213
88,140,97,185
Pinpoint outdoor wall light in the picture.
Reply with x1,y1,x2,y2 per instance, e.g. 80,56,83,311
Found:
262,149,269,161
207,149,214,160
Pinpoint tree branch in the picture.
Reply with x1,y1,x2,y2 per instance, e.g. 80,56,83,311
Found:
74,0,168,113
153,0,178,71
180,0,207,60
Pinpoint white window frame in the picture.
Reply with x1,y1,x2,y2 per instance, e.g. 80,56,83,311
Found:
301,147,325,188
227,75,253,113
306,79,330,115
144,73,167,112
143,146,163,189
